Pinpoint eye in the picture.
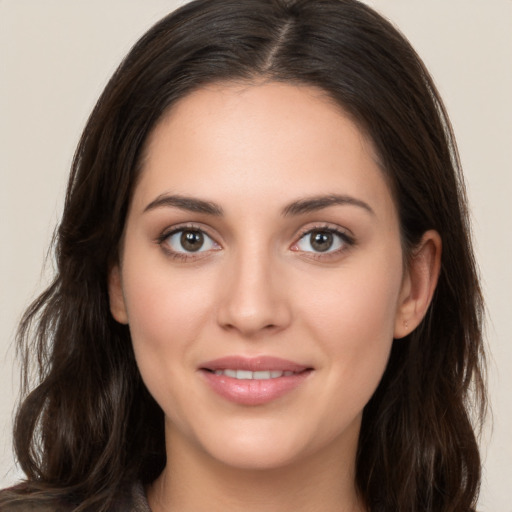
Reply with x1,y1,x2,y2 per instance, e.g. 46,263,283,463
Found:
292,227,353,255
160,227,220,258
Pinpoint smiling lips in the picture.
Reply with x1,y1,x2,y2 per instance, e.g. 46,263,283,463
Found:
213,369,296,379
199,356,313,405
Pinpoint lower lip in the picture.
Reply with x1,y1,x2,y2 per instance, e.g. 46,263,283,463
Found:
200,370,312,405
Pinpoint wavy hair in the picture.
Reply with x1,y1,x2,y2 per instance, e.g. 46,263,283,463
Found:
1,1,486,510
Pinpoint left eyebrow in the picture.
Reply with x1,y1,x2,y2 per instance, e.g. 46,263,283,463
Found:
143,194,224,216
282,194,375,217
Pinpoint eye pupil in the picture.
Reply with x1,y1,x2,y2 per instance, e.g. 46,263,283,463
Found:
311,231,333,252
181,230,204,252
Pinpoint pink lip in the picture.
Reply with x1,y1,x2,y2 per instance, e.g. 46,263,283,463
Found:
199,356,313,406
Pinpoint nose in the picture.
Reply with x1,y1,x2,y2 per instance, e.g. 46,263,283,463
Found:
216,246,292,338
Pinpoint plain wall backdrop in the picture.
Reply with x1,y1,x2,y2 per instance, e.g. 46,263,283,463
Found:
1,1,511,510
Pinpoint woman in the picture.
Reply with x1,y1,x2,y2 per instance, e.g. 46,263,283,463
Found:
0,0,486,511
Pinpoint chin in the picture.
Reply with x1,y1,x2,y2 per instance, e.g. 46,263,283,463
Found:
180,417,315,471
206,441,306,471
188,415,356,473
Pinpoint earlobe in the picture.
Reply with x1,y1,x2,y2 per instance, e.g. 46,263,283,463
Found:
108,265,129,325
394,230,442,339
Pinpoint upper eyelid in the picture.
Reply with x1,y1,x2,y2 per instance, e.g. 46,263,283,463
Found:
294,223,354,240
160,223,218,240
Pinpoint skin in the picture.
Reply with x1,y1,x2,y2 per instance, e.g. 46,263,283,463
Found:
109,82,441,512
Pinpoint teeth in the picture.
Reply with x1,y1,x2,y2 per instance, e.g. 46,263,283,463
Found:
253,370,270,379
212,369,297,380
237,370,253,379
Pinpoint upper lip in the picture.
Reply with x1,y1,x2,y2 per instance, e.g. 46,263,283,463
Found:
199,356,311,373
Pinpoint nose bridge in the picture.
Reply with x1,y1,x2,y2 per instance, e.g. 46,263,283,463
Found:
216,239,291,336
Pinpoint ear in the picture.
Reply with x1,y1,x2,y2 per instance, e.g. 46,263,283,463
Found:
108,265,129,325
394,230,442,339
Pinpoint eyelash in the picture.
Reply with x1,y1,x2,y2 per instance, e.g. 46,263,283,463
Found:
156,223,355,262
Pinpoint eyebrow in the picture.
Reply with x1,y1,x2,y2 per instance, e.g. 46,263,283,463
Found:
143,193,374,217
281,194,375,217
144,194,224,215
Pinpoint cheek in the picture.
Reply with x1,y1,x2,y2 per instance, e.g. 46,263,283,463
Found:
123,238,216,327
121,255,217,386
122,264,221,437
301,251,402,333
297,253,403,396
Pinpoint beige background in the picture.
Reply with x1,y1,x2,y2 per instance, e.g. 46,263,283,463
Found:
1,1,510,509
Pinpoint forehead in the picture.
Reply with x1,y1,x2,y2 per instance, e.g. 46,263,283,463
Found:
134,81,394,221
145,81,371,161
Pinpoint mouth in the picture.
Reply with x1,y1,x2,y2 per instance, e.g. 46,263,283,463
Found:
200,355,311,373
199,356,314,405
205,369,301,379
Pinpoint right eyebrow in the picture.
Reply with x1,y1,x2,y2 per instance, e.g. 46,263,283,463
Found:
143,194,224,216
281,194,375,217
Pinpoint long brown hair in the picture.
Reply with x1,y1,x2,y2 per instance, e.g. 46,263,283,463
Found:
1,1,486,510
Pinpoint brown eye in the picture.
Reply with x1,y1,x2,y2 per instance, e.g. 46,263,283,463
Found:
180,230,204,252
294,228,350,255
163,228,219,255
310,230,334,252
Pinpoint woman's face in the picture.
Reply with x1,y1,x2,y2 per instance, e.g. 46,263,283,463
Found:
110,82,410,470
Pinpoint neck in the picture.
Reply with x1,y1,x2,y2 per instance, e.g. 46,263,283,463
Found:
147,422,366,512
